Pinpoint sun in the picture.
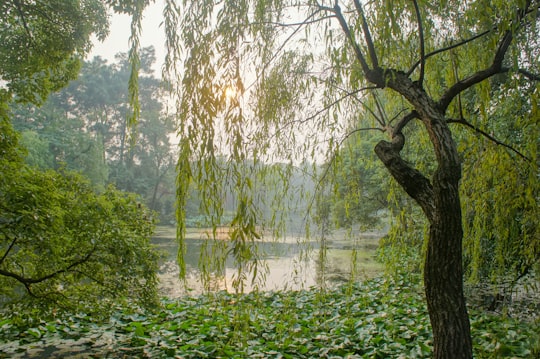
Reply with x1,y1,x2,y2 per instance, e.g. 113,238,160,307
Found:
224,86,237,100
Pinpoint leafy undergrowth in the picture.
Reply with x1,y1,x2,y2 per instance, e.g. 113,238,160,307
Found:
1,275,538,358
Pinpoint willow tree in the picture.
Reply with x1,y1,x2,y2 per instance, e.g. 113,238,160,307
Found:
158,0,540,358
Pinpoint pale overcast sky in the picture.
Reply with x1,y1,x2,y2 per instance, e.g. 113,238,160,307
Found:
88,0,166,75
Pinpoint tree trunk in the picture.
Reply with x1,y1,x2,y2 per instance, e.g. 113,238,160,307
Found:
376,136,473,358
373,71,473,357
425,168,472,358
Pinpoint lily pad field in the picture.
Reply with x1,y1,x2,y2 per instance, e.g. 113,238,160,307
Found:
1,275,538,358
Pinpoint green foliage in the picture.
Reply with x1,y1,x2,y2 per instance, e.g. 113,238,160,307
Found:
321,132,391,230
458,78,539,284
0,275,537,358
10,50,178,222
0,160,159,312
0,0,109,105
0,110,21,164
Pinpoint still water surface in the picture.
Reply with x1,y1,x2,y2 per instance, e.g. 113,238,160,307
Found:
152,226,383,298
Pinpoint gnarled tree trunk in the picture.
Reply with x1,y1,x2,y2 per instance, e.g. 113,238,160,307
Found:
375,121,473,358
373,71,473,358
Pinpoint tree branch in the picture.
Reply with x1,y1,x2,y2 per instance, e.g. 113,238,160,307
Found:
0,235,18,265
374,134,435,222
438,33,512,111
373,109,434,221
251,15,335,28
408,29,492,76
501,67,540,81
272,85,377,135
353,0,378,69
329,3,371,74
447,118,531,161
245,9,323,93
411,0,425,84
0,246,97,287
393,111,419,135
12,0,33,41
371,91,388,127
438,1,532,111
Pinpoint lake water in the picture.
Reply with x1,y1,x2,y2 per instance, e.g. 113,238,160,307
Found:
152,226,383,297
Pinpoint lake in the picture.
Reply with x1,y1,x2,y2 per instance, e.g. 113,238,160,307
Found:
152,226,383,297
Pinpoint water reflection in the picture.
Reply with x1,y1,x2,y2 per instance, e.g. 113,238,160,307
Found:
152,227,383,298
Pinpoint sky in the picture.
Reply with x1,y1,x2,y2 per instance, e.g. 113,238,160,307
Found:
88,1,166,75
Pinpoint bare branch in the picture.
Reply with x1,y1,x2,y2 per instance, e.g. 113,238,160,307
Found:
411,0,425,84
353,0,379,69
447,118,530,161
393,111,419,136
371,91,388,127
387,108,410,126
517,68,540,81
342,127,386,142
251,15,335,28
271,85,378,136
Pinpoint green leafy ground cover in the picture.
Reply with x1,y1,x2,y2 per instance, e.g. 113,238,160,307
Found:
1,275,538,358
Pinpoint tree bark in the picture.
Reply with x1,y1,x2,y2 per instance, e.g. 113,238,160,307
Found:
426,167,472,358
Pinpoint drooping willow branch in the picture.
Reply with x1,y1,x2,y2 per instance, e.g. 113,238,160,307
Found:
303,125,384,224
244,9,325,93
267,85,378,142
438,35,513,111
447,118,530,161
408,1,537,77
127,2,144,135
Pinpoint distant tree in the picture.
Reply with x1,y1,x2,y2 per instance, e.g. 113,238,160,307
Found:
12,98,109,188
323,133,391,230
0,0,108,164
11,50,178,221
